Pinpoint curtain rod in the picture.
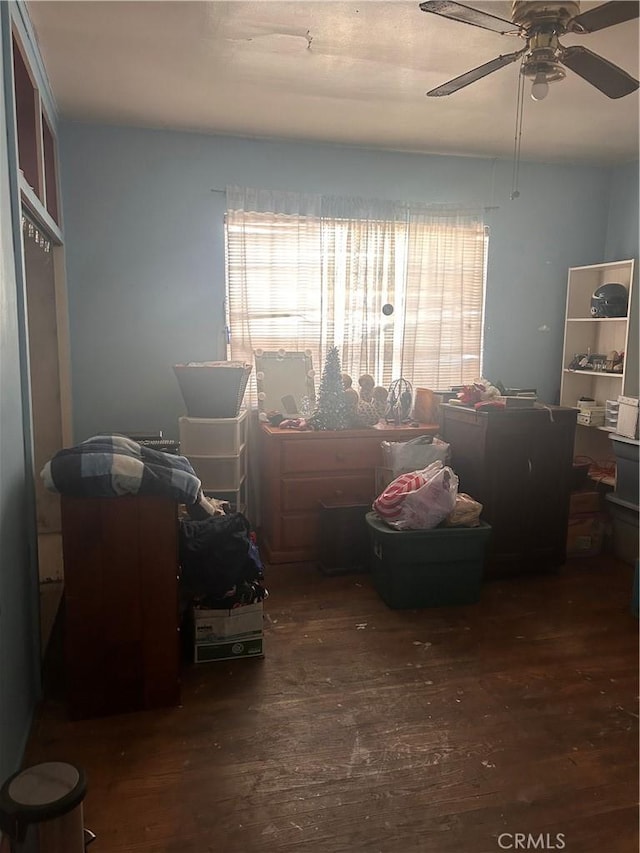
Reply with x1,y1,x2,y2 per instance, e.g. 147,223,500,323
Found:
211,188,499,211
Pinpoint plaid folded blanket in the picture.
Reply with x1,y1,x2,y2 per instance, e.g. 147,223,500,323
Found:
41,435,202,504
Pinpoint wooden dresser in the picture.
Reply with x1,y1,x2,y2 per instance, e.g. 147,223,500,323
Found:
439,403,578,575
258,422,439,564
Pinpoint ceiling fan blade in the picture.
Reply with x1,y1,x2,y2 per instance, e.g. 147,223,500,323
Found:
419,1,516,34
427,49,525,96
569,1,639,33
561,45,639,98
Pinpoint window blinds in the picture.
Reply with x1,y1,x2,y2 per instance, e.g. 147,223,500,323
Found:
225,188,487,402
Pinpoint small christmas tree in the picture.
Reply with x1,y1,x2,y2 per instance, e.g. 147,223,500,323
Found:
308,346,350,430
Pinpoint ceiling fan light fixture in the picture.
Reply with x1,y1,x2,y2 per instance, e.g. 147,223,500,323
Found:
531,70,550,100
522,55,566,100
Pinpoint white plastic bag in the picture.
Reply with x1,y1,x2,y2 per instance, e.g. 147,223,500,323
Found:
373,460,459,530
381,435,450,477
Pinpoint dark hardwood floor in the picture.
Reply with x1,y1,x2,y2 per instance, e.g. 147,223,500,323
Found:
26,555,638,853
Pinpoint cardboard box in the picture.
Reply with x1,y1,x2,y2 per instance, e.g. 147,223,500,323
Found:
193,601,263,644
566,513,606,558
577,407,606,426
569,490,601,516
192,602,264,663
500,395,537,408
195,636,264,664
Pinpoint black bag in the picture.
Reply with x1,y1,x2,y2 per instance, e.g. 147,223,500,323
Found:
179,512,263,602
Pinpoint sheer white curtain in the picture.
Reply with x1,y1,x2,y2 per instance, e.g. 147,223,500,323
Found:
225,185,487,401
403,207,487,389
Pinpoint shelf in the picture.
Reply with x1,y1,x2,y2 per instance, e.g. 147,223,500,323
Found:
589,473,615,488
12,31,62,232
20,174,63,243
566,317,626,323
563,369,623,378
561,259,636,468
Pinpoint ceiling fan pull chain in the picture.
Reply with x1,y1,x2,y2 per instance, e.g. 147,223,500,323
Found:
510,59,526,200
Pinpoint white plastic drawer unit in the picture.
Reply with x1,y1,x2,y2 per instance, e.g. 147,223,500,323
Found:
179,409,248,456
203,479,247,514
188,450,247,491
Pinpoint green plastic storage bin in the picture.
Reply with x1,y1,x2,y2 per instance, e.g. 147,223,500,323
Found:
365,512,492,609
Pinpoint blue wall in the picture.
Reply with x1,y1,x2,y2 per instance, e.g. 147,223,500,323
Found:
605,160,639,262
58,121,620,440
606,160,640,398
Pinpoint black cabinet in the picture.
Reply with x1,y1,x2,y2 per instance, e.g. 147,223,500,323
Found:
440,404,577,575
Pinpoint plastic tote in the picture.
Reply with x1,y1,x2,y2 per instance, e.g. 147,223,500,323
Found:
366,512,492,609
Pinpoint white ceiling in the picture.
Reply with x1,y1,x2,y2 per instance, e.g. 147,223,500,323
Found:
26,0,640,164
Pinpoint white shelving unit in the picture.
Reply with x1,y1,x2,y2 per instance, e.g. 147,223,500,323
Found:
560,259,637,481
179,409,248,514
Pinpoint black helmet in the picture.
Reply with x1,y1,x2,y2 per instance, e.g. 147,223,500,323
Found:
590,283,628,318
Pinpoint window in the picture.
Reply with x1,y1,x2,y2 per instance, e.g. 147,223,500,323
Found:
225,188,487,401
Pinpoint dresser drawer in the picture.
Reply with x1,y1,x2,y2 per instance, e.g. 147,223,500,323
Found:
282,474,374,511
281,437,381,474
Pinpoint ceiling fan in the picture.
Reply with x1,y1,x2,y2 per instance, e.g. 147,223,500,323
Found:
419,1,640,100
